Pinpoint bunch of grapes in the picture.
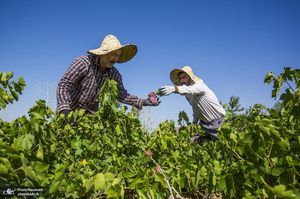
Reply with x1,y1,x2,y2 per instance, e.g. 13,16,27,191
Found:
147,89,162,104
148,91,158,104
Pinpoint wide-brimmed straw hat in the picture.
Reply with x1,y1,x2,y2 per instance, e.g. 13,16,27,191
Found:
170,66,203,86
87,35,138,63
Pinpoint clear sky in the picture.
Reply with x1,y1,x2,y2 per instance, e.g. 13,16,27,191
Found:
1,0,299,130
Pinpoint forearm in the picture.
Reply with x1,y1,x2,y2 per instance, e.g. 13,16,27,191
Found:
118,92,144,110
177,84,204,95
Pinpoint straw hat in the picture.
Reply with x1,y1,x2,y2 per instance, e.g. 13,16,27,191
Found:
87,35,138,63
170,66,203,86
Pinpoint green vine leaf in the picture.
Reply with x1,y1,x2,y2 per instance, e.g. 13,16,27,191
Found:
94,173,106,191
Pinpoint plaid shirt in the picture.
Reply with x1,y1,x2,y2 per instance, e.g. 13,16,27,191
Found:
56,55,145,113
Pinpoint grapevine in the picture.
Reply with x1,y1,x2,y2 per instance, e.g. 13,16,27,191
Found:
0,68,299,198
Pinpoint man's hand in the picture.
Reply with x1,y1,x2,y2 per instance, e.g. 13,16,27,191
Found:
59,109,73,125
143,99,160,106
158,86,175,96
60,109,71,118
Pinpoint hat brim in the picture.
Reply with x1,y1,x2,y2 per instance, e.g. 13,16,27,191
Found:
87,44,137,63
170,68,183,86
118,44,138,63
170,67,202,86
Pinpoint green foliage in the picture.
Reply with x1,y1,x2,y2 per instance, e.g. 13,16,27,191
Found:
226,96,245,115
0,67,299,198
177,110,191,126
0,72,26,109
223,96,248,132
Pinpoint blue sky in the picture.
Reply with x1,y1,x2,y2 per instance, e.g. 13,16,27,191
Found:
0,0,299,130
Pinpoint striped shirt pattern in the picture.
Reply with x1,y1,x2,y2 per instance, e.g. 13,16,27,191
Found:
56,55,144,113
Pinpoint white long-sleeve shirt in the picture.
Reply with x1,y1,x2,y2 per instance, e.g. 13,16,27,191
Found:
177,81,226,123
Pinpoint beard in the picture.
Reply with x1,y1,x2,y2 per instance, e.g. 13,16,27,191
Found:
99,55,115,69
105,61,115,68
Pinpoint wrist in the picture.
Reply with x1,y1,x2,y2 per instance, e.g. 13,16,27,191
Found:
174,86,178,93
60,109,71,115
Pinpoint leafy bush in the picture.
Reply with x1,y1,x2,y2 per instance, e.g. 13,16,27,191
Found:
0,68,299,198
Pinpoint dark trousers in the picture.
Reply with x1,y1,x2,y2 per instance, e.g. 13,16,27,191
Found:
191,117,224,143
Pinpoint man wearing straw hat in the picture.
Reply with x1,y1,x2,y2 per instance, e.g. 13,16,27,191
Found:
159,66,226,142
56,34,158,118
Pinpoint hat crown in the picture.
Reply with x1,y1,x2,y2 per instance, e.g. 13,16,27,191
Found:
87,35,138,63
170,66,203,86
100,35,122,51
182,66,193,74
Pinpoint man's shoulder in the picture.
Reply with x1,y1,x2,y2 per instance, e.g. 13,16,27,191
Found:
194,80,204,85
69,55,94,72
191,80,205,87
74,55,93,63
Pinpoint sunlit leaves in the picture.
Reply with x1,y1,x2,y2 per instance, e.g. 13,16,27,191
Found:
12,134,33,151
1,69,299,198
84,176,95,191
21,153,38,182
94,173,106,191
0,72,26,109
269,184,298,199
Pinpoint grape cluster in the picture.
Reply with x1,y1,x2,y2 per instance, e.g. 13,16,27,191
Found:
148,92,158,104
